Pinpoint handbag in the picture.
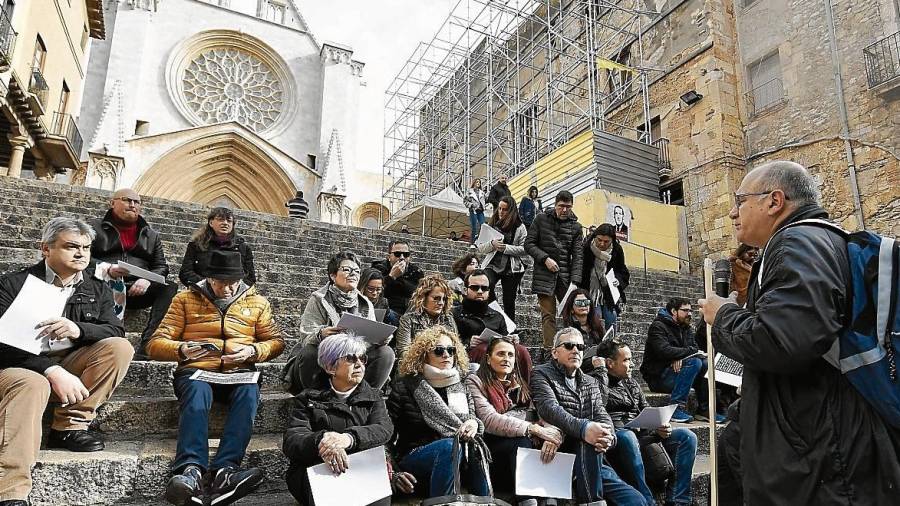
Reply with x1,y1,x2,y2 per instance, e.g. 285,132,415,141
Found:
639,438,675,488
421,435,511,506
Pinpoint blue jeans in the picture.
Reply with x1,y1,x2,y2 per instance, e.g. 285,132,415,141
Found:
657,356,709,410
172,371,261,472
469,209,485,243
399,438,490,498
601,305,618,330
564,440,647,505
610,429,697,505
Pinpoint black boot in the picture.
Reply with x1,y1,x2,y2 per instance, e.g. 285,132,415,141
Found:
47,429,105,452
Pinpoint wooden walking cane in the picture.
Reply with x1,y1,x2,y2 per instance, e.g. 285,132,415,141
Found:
703,258,719,505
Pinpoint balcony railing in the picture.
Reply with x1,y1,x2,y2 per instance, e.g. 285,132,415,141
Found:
864,31,900,89
0,9,15,68
49,112,84,157
28,67,49,111
653,137,671,178
745,77,786,116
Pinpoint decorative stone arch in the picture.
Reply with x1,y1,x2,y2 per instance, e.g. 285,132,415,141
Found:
134,132,296,215
353,201,390,229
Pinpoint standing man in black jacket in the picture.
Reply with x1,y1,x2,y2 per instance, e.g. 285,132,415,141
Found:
699,161,900,505
485,174,511,215
525,190,584,350
0,218,133,504
89,188,177,357
370,240,424,316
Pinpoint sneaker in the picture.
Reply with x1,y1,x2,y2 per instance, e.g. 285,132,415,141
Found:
670,408,694,424
715,413,728,424
46,429,105,452
208,466,265,506
165,465,204,506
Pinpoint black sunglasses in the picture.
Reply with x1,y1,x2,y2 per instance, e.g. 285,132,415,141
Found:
392,251,411,258
573,299,591,307
468,285,490,292
432,346,457,357
557,342,586,352
343,354,368,365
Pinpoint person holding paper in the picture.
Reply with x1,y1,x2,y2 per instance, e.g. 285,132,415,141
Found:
466,338,563,505
388,326,491,499
524,190,584,351
88,188,178,357
530,328,646,506
283,334,394,506
477,196,531,322
179,207,256,288
395,274,457,358
579,224,629,330
145,250,285,506
370,240,424,316
295,251,395,391
600,340,697,506
464,178,487,244
0,217,132,503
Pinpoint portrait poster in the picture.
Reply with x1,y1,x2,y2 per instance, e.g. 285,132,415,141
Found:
605,203,632,242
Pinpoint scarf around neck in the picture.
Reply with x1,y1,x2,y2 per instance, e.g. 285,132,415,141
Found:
589,240,613,304
328,284,360,311
423,364,461,388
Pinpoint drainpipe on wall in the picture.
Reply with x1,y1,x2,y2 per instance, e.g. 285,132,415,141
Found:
823,0,866,229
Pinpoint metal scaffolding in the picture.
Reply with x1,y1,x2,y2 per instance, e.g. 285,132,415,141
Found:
382,0,657,220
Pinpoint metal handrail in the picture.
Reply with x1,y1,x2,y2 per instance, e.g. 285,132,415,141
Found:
0,8,15,65
28,67,49,110
863,30,900,88
49,112,84,157
653,137,671,176
744,77,785,115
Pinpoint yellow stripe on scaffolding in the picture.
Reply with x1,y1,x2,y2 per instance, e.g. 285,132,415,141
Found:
596,57,636,73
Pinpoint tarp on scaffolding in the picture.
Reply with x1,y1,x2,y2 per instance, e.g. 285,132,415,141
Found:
383,186,471,239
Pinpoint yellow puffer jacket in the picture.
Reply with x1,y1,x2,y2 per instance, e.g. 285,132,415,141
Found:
147,284,285,372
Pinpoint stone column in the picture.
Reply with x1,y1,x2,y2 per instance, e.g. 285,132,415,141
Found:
5,136,29,178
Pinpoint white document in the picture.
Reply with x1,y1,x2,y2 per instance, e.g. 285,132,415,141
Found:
0,275,71,355
189,370,260,385
336,313,397,346
307,446,391,506
707,353,743,387
556,283,577,317
474,223,504,247
625,404,678,429
515,448,576,499
605,270,621,304
117,261,167,284
488,300,517,333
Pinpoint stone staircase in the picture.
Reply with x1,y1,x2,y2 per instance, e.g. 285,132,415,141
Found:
0,176,714,505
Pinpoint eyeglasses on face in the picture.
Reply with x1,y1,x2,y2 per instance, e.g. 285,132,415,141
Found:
733,190,782,209
432,345,457,357
428,295,448,303
342,353,368,365
677,307,692,313
365,286,384,294
115,197,142,206
573,299,592,307
468,284,490,292
556,342,586,351
337,266,361,276
391,251,411,258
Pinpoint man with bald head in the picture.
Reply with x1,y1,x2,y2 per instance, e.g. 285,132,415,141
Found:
90,189,177,358
699,161,900,504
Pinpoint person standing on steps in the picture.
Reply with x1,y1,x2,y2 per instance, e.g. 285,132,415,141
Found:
464,178,487,244
579,223,629,330
518,185,542,228
524,190,584,351
0,218,132,506
88,188,178,359
179,207,256,289
147,250,285,506
485,174,511,216
476,196,531,322
370,240,424,316
285,190,309,219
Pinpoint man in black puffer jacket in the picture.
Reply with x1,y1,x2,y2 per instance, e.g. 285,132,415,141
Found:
525,190,584,350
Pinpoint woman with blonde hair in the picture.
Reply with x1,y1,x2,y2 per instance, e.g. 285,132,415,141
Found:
394,274,458,357
387,326,491,499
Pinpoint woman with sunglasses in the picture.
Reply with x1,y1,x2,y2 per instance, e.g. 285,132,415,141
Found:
466,338,563,505
579,223,630,330
359,268,400,327
395,274,458,358
291,251,395,392
388,326,491,499
561,289,608,379
476,195,531,322
179,207,256,288
283,333,393,506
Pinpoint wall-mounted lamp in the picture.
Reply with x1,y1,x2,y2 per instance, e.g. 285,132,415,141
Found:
680,90,703,106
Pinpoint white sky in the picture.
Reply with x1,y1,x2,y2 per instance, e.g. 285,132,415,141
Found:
298,1,455,174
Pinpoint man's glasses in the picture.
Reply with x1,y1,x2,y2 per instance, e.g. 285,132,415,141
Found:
392,251,411,258
338,267,361,276
733,190,779,209
432,346,457,357
342,354,368,365
468,285,490,292
556,342,586,352
573,299,591,307
115,197,142,206
677,307,692,313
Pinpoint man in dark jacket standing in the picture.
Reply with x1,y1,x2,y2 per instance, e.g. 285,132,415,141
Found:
700,161,900,505
531,328,646,505
370,240,424,316
485,174,511,214
525,190,584,349
89,188,177,357
0,218,132,503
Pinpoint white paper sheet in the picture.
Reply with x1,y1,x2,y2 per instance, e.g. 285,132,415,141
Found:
605,270,621,304
117,261,167,284
474,223,504,247
0,275,71,355
515,448,576,499
189,370,260,385
556,283,577,317
307,446,391,506
706,353,743,387
336,313,397,346
624,404,678,429
488,300,517,333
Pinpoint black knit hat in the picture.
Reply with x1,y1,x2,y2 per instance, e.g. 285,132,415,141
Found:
206,250,245,280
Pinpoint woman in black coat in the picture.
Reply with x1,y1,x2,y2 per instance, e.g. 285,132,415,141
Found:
283,334,394,506
579,223,629,329
179,207,256,287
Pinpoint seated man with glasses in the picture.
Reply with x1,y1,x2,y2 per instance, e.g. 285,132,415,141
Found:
370,240,424,316
531,328,646,506
639,298,724,424
146,250,285,505
89,188,178,358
